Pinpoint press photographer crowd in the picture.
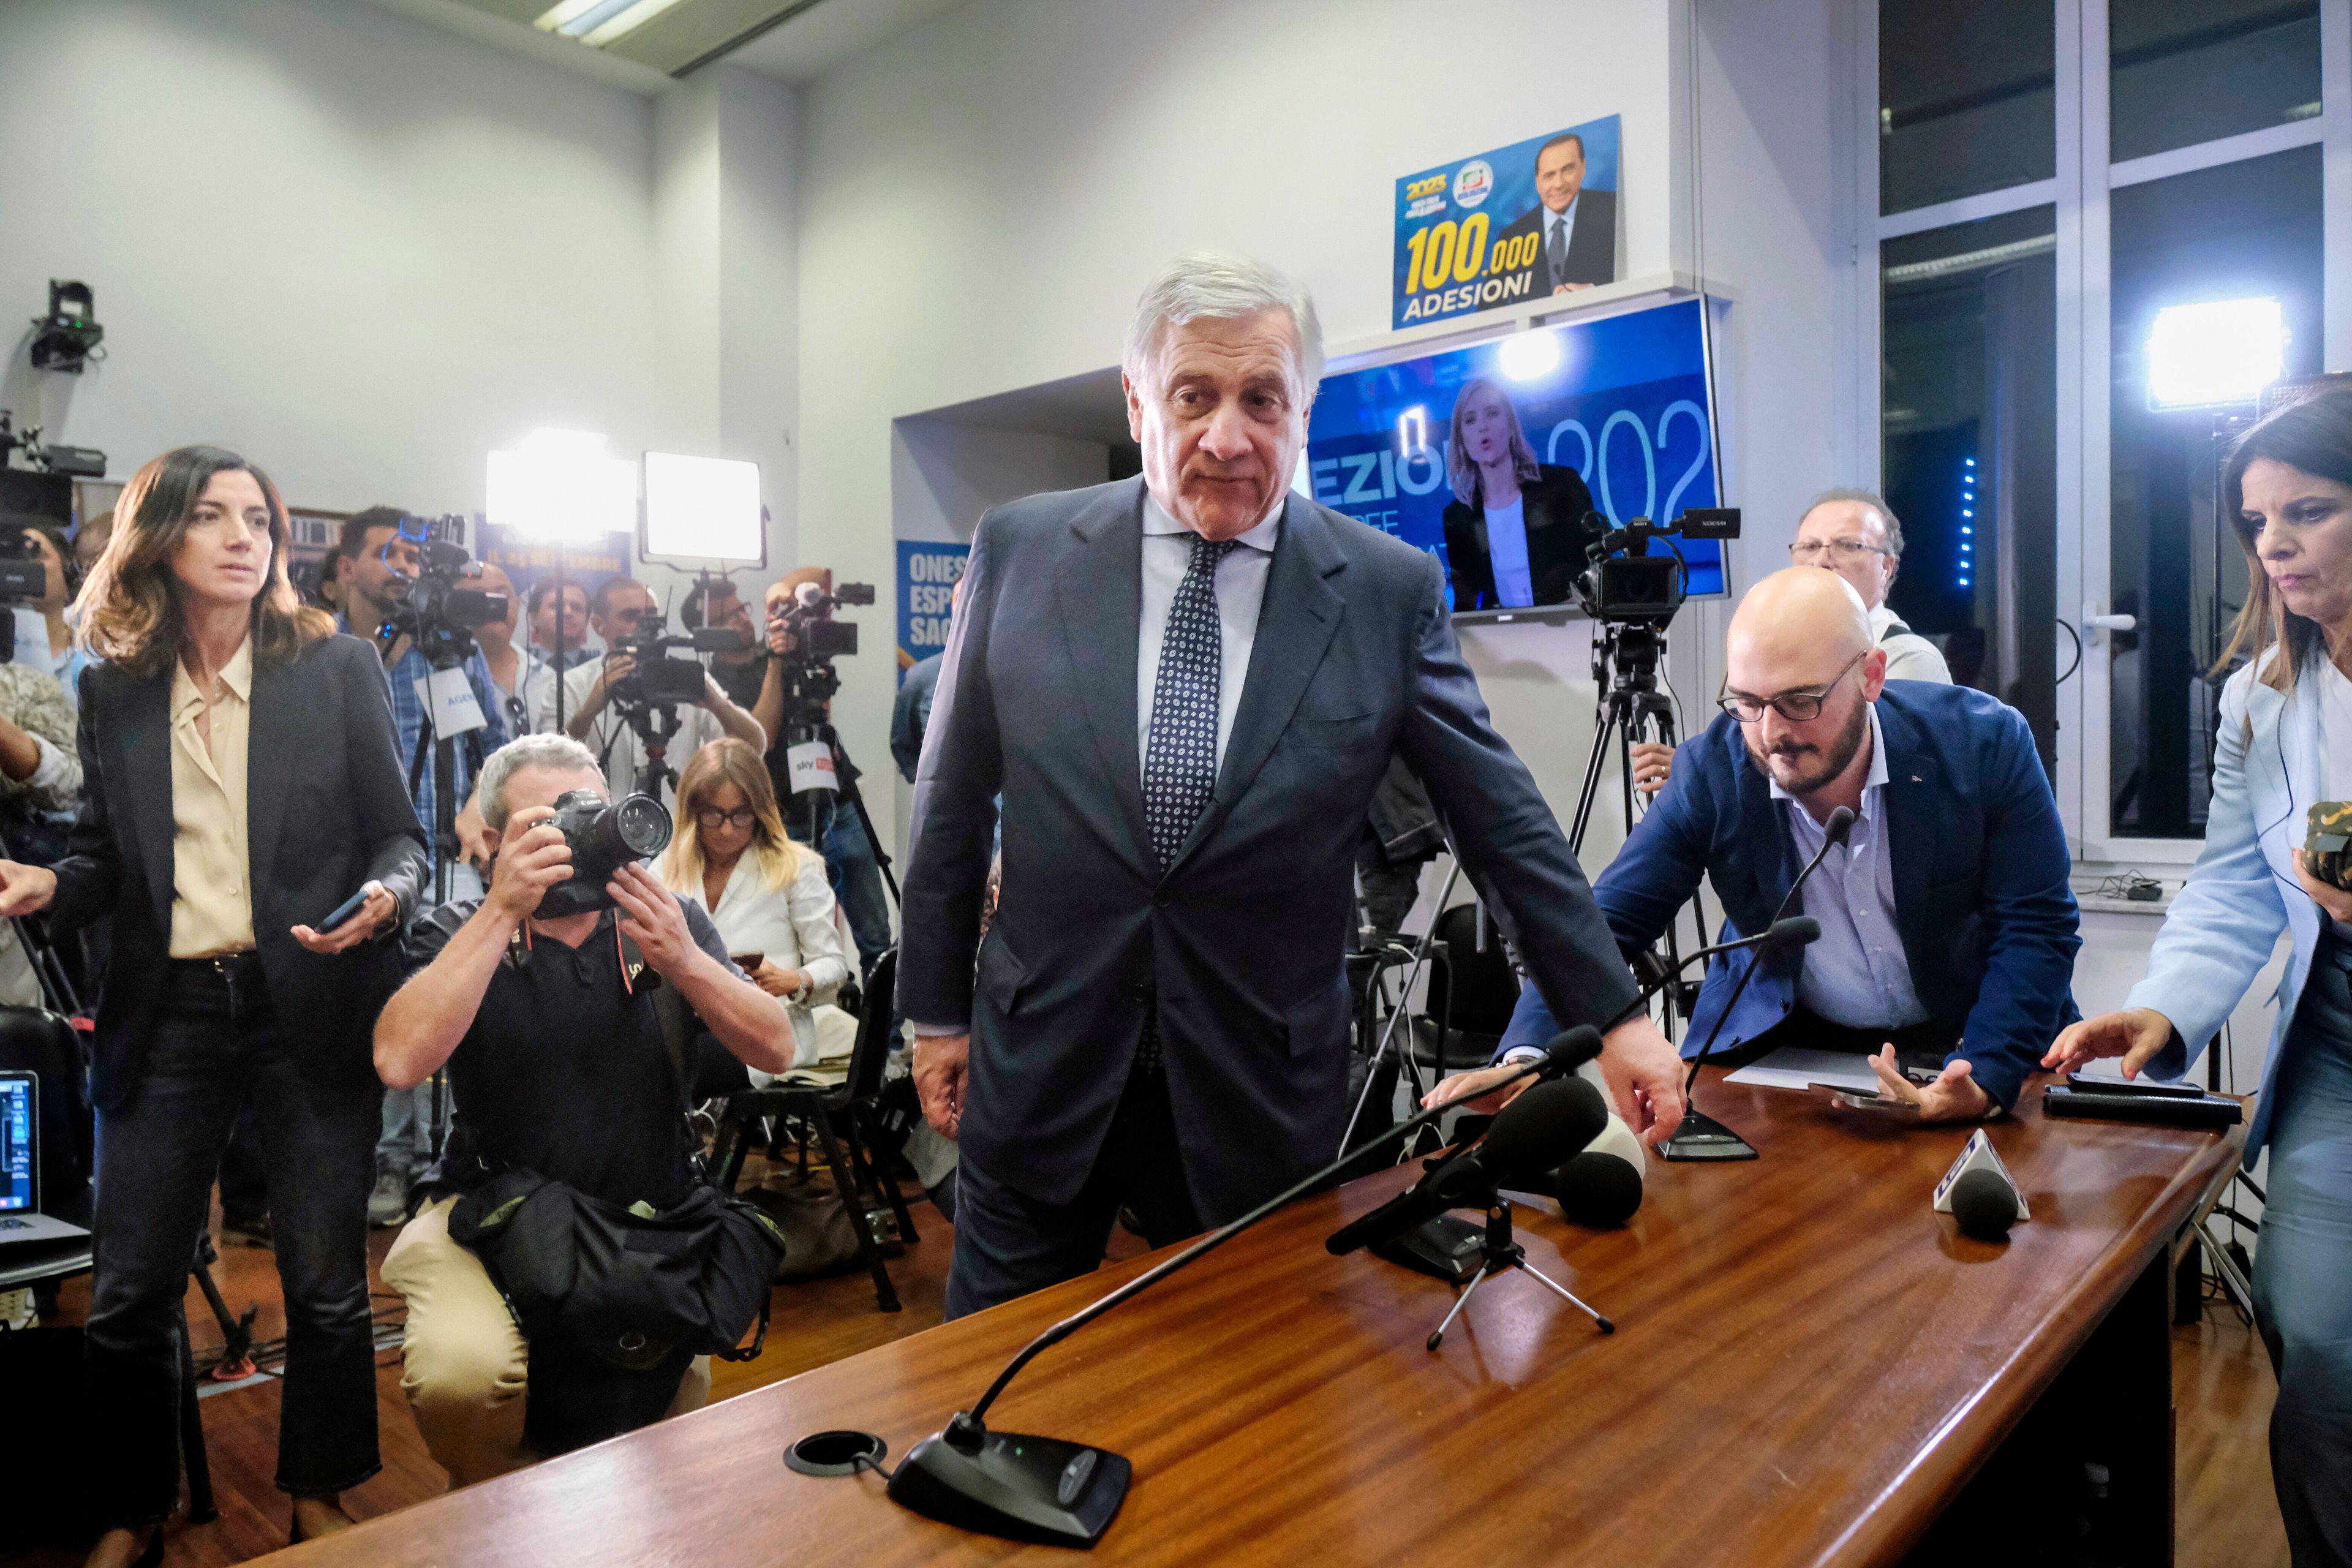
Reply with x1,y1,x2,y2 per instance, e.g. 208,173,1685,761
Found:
1,249,2348,1568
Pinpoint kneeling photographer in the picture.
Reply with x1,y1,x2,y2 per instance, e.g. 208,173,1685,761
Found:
375,734,794,1488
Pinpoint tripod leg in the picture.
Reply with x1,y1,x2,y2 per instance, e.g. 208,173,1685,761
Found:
1569,706,1618,855
1426,1264,1494,1352
1512,1257,1616,1333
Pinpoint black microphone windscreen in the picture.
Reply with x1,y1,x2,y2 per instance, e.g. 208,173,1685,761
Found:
1766,915,1822,949
1950,1169,2020,1242
1823,804,1857,847
1480,1077,1609,1181
1540,1025,1605,1073
1550,1150,1643,1227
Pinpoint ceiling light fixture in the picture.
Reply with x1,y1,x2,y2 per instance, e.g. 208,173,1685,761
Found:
533,0,690,47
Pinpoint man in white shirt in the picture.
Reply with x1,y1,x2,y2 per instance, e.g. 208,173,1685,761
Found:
1630,488,1950,797
540,578,766,803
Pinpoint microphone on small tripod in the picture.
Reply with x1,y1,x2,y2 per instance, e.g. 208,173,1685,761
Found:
1659,803,1856,1163
821,1023,1612,1548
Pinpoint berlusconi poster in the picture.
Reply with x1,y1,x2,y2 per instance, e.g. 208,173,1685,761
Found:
1392,116,1622,329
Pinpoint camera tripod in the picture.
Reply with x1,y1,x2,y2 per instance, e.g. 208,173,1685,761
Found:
401,647,491,1161
783,718,902,911
1423,1195,1613,1352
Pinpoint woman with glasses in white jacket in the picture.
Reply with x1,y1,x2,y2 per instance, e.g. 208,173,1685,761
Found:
662,739,856,1083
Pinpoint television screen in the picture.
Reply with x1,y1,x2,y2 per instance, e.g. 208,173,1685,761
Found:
1300,296,1724,622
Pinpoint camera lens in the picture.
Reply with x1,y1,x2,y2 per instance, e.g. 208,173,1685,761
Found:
613,794,673,858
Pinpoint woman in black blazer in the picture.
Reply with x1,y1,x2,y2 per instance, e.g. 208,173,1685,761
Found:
0,447,425,1565
1439,375,1604,611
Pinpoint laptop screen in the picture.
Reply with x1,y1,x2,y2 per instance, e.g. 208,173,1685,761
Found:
0,1074,33,1212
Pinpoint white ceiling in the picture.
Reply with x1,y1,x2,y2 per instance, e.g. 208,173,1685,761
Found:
361,0,969,91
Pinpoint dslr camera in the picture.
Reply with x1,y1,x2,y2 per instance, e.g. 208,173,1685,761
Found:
380,514,507,666
1573,508,1741,624
534,788,674,918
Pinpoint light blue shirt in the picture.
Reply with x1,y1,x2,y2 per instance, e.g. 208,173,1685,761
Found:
1136,492,1279,775
1484,498,1533,607
1773,704,1929,1031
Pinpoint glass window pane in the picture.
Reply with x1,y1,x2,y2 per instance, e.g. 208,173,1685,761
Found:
1882,206,2059,768
2107,146,2323,838
1881,0,2055,214
2110,0,2321,164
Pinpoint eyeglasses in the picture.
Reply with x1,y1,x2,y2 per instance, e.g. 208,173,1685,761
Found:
694,807,758,831
1789,538,1890,563
1718,649,1869,724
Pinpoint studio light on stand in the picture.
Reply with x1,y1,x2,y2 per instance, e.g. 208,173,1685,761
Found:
2144,297,2285,413
486,428,637,733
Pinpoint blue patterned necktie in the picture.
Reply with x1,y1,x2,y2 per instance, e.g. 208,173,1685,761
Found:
1137,533,1237,1077
1144,535,1238,872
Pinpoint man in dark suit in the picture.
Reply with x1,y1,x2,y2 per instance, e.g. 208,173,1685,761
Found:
902,252,1686,1316
1494,132,1617,295
1453,568,2078,1125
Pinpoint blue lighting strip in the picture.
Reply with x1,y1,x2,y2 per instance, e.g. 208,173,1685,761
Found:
1958,456,1974,589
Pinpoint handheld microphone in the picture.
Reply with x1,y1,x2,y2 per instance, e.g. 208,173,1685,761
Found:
1327,1076,1610,1255
1544,1113,1647,1227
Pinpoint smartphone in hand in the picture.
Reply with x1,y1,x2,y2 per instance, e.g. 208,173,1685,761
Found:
318,887,373,932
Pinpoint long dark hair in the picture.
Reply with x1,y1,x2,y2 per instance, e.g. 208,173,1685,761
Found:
2217,386,2352,693
76,446,331,680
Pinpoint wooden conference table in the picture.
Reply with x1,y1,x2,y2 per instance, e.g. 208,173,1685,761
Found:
273,1069,2242,1567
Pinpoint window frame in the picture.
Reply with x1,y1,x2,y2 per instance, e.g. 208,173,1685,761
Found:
1850,0,2352,863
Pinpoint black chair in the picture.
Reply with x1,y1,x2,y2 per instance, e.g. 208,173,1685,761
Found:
1417,902,1520,1069
709,948,915,1313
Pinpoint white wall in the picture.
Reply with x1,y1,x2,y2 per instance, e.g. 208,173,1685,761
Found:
0,0,799,601
0,0,668,514
796,0,1852,857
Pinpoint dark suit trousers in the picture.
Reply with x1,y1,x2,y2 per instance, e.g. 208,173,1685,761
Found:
85,963,380,1525
943,1054,1204,1319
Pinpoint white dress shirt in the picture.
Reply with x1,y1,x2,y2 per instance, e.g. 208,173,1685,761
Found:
1136,491,1281,774
543,656,731,805
1869,604,1954,685
1774,704,1930,1030
1483,497,1534,606
1544,195,1581,280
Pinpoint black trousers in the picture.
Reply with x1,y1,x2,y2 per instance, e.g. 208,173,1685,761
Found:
943,1058,1203,1319
84,959,380,1527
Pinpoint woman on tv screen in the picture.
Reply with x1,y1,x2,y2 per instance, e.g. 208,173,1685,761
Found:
1440,376,1602,611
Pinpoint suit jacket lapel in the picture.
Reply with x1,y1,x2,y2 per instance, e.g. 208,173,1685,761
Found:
1054,478,1152,876
116,671,176,940
1877,699,1940,967
247,654,295,909
1169,496,1344,877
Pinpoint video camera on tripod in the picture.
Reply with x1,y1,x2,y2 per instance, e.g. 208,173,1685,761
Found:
766,578,875,738
1572,507,1742,624
608,626,748,707
375,513,508,666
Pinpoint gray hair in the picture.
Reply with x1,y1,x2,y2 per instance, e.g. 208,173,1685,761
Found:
477,733,604,832
1123,251,1325,393
1801,487,1907,560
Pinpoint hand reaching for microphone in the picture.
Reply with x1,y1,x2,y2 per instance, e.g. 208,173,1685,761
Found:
1423,1016,1687,1146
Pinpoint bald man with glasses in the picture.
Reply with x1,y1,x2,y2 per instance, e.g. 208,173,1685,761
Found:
1441,567,2078,1125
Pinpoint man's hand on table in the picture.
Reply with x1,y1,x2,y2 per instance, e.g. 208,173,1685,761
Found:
1858,1046,1991,1123
1421,1016,1687,1147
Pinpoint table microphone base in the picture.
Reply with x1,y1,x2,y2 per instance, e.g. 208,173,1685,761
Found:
1658,1107,1758,1162
1373,1213,1485,1284
887,1421,1129,1548
1423,1199,1614,1351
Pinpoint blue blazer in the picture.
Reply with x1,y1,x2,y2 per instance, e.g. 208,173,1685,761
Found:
1499,682,2080,1109
900,478,1642,1225
2127,654,2329,1163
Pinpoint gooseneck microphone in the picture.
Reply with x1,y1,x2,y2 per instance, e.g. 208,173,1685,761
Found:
1660,803,1855,1162
864,1022,1610,1547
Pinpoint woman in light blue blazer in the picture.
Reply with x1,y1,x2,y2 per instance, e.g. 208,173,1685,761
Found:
2048,386,2352,1567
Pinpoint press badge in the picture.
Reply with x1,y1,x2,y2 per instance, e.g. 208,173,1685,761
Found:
413,669,489,740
